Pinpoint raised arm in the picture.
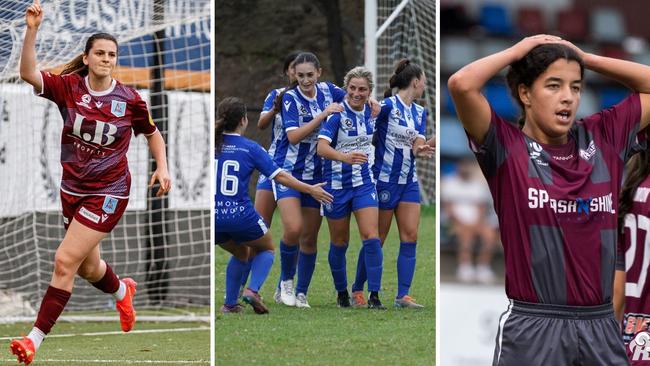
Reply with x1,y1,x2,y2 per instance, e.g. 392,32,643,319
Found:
20,0,43,91
563,40,650,129
146,130,172,197
447,35,562,144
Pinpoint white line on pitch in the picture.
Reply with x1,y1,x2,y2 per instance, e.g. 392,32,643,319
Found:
0,359,209,364
0,326,209,341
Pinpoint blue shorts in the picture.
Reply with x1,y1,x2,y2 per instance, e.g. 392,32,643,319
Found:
272,178,321,209
215,215,269,245
376,180,420,210
322,183,378,219
256,174,273,192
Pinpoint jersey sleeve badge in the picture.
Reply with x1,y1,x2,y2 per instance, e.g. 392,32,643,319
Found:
111,100,127,117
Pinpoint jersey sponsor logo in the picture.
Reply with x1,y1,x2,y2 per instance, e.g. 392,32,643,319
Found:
379,190,391,203
579,140,597,161
284,100,291,112
406,129,417,139
76,94,92,109
79,206,100,223
552,154,574,161
101,214,109,223
95,101,103,108
299,104,309,116
111,100,126,117
527,187,615,214
629,331,650,361
71,113,118,147
102,196,118,214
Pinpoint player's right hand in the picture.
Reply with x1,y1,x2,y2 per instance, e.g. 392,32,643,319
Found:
26,0,43,29
309,182,333,205
324,102,344,116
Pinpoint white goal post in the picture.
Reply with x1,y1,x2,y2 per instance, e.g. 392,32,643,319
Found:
365,0,436,205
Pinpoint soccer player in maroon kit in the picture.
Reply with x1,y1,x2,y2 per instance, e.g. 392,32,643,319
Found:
449,34,650,365
616,138,650,364
10,1,171,364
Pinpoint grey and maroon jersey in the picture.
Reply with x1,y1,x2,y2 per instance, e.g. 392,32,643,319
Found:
471,93,642,306
620,174,650,347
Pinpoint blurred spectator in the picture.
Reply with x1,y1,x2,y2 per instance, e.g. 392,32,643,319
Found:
441,157,498,284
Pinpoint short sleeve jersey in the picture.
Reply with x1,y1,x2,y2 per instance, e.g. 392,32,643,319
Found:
260,87,285,158
215,134,282,227
471,93,642,306
373,95,427,184
620,174,650,344
319,101,376,189
38,71,157,198
273,81,345,181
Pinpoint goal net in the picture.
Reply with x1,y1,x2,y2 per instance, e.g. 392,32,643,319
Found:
0,0,211,322
366,0,436,205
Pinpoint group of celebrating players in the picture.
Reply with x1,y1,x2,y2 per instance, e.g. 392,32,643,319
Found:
215,51,434,313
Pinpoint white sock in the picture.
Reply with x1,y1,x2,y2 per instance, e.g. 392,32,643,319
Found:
112,280,126,301
27,327,46,351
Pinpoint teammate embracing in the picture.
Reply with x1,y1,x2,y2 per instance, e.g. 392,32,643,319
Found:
215,97,332,314
353,59,433,309
317,66,385,309
11,1,171,364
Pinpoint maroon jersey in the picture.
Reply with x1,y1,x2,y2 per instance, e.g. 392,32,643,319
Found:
39,71,157,198
471,93,642,306
620,174,650,348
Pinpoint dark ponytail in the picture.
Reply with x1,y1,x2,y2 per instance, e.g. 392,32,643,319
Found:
273,52,321,112
61,33,118,76
215,97,247,154
620,132,650,229
384,58,423,98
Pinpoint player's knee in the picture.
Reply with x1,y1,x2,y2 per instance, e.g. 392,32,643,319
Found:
231,245,250,261
283,225,301,243
53,252,77,279
359,229,379,241
400,230,418,243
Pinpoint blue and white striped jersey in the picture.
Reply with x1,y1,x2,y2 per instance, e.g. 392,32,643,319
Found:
215,134,282,226
373,95,427,184
260,87,285,158
273,81,345,181
319,100,375,189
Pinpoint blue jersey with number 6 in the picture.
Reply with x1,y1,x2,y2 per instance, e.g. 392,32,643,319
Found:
215,134,282,226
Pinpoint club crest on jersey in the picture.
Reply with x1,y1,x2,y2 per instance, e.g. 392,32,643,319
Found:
528,141,548,166
324,202,333,212
379,190,391,203
391,108,402,119
102,196,118,214
76,94,92,109
576,197,592,215
111,100,126,117
579,140,597,161
343,118,354,130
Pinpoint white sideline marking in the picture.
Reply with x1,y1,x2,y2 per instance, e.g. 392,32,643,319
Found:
0,360,209,364
0,326,209,341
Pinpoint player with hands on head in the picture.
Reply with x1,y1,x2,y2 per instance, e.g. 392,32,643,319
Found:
11,1,171,364
215,97,332,314
448,33,650,365
317,66,386,309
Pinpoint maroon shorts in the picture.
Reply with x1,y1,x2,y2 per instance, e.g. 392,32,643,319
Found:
60,191,129,233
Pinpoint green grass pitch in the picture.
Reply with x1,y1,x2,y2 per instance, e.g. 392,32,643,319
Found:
215,205,435,365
